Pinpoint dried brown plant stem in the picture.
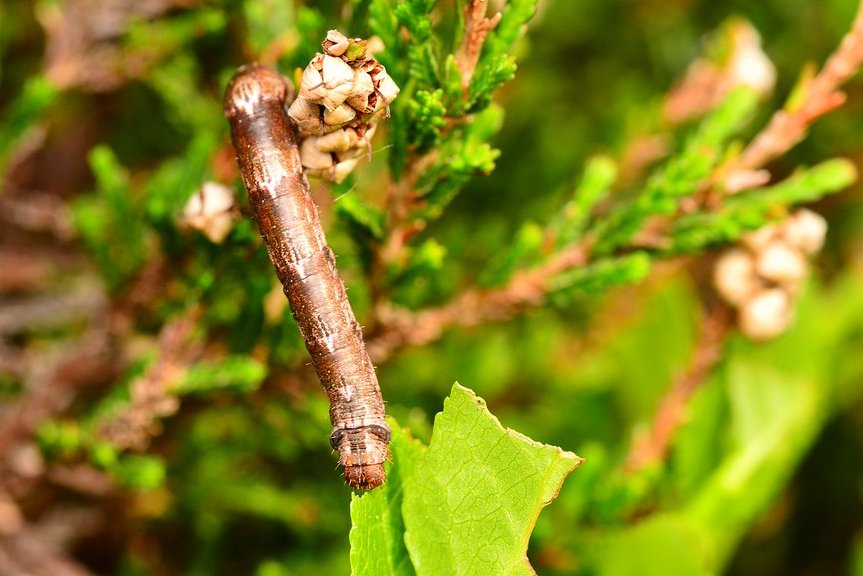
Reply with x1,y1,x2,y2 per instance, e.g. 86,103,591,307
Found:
624,305,731,472
733,0,863,173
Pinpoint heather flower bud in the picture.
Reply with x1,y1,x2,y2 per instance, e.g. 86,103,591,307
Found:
324,103,358,126
332,158,360,183
738,288,792,341
183,182,236,243
347,71,375,112
300,138,335,171
376,73,400,105
727,21,776,96
299,63,324,96
755,241,808,283
783,209,827,255
741,224,779,253
288,96,323,136
323,29,350,57
298,56,352,111
716,209,828,341
290,30,399,182
316,128,360,153
714,249,760,306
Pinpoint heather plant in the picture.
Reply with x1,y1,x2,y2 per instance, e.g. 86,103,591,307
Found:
2,1,863,575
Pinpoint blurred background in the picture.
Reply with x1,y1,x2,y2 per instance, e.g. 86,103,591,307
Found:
1,0,862,574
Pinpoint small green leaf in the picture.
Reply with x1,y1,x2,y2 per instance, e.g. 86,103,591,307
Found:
479,221,545,287
174,356,267,395
73,145,149,291
111,454,167,490
335,192,387,241
669,158,857,252
551,155,618,247
552,252,651,299
0,75,58,169
408,89,447,152
390,239,447,286
594,88,759,253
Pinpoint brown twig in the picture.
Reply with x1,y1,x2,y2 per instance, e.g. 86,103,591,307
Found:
0,527,97,576
368,240,591,362
455,0,502,95
624,304,732,472
732,0,863,173
38,0,202,91
97,310,201,450
0,328,116,459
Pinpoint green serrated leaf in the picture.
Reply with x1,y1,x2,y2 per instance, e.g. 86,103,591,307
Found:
403,384,581,576
350,385,581,576
350,421,422,576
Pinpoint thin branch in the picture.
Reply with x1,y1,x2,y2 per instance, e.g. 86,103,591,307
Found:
96,310,201,450
368,241,590,362
0,328,116,458
733,0,863,173
38,0,202,91
624,304,731,472
367,4,863,360
455,0,502,95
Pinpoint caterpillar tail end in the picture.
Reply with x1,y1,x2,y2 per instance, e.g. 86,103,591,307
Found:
345,463,386,491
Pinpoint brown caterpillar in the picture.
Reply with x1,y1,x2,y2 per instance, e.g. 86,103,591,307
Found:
224,64,389,490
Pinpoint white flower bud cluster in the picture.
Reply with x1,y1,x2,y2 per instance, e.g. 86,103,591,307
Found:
182,182,236,244
713,209,827,340
288,30,399,183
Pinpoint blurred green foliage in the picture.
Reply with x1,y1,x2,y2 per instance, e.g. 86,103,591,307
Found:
2,0,863,575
